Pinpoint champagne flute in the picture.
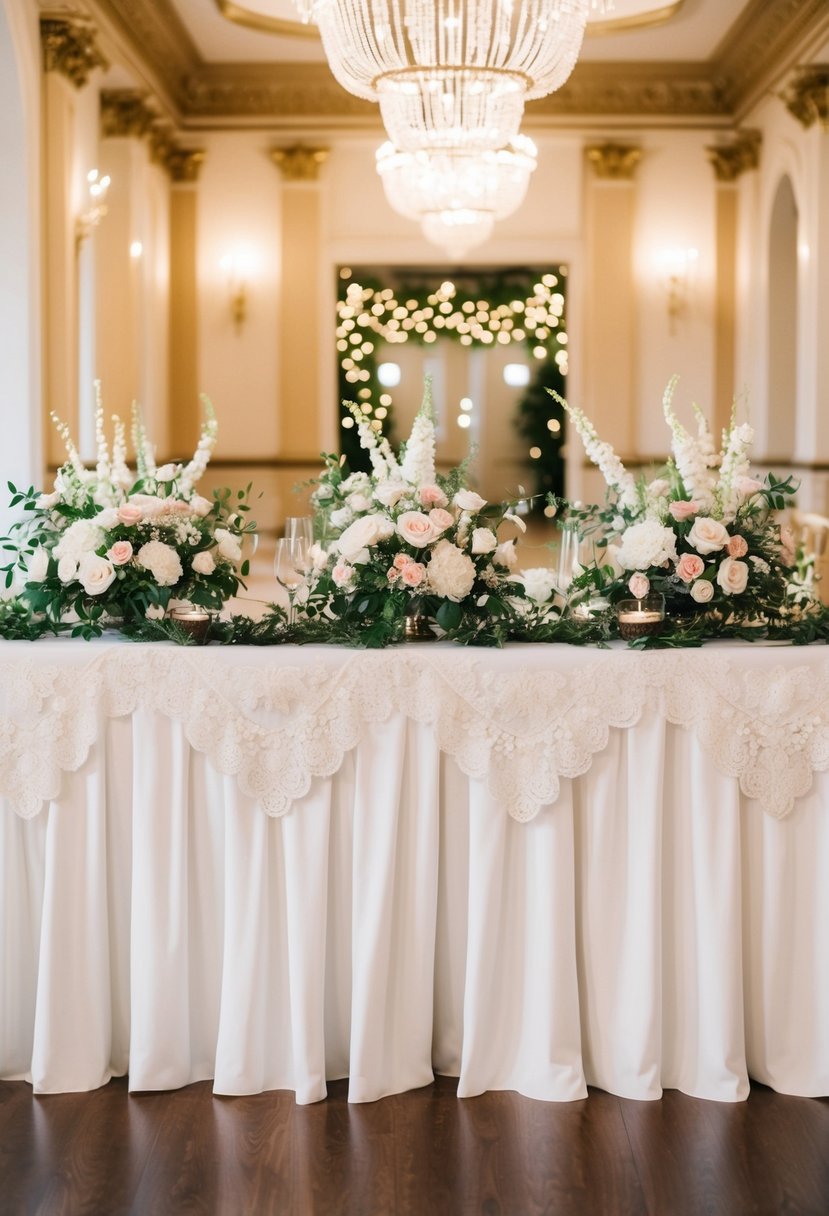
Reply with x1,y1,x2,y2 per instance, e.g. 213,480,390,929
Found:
284,516,314,548
274,536,309,625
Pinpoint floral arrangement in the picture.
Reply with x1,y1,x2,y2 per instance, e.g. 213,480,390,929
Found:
0,389,255,637
301,378,532,646
557,377,812,630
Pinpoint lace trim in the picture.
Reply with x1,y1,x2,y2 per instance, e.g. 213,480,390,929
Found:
2,644,829,822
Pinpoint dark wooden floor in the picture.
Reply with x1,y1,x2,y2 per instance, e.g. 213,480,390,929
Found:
1,1076,827,1216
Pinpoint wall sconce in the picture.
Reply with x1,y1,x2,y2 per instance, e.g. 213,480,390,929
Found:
658,246,699,334
75,169,111,251
219,247,257,334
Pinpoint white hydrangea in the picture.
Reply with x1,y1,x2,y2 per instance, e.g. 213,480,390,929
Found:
518,567,556,604
54,519,106,562
616,519,678,571
426,540,476,601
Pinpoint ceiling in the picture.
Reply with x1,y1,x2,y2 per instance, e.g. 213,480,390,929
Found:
88,0,829,128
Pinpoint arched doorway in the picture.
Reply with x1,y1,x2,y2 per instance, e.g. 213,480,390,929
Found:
766,174,798,462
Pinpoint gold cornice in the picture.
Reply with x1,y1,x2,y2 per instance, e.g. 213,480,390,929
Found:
91,0,829,126
585,142,642,180
781,66,829,130
270,145,329,181
40,15,108,88
165,148,207,183
706,129,762,183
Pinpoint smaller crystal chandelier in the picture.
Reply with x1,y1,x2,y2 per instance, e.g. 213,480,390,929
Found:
376,135,538,256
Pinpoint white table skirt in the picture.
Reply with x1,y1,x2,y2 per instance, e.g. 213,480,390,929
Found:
1,639,828,1103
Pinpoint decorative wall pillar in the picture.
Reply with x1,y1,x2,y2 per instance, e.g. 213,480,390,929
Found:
40,13,107,467
781,66,829,132
270,145,329,459
582,142,641,462
168,151,206,456
705,130,761,439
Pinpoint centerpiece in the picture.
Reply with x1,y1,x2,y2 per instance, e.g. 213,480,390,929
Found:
556,377,815,637
0,388,255,638
300,378,531,646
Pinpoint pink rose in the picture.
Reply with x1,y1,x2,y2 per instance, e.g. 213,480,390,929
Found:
628,572,650,599
688,517,730,554
420,484,448,509
716,556,749,595
691,579,714,604
332,562,354,588
107,540,133,566
397,511,437,549
669,500,700,522
737,477,763,498
728,535,748,558
387,567,400,582
117,503,143,526
675,552,705,583
401,562,426,587
428,508,454,533
189,495,212,518
162,498,192,516
393,552,413,570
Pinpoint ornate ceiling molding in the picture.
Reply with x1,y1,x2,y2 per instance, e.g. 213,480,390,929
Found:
100,88,206,180
705,129,762,182
40,14,108,88
270,145,330,181
781,66,829,130
585,142,642,180
91,0,829,126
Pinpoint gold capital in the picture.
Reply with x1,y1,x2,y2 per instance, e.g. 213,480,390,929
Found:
40,16,108,88
166,148,207,183
270,145,330,182
101,89,158,139
706,129,761,183
781,66,829,130
585,143,642,181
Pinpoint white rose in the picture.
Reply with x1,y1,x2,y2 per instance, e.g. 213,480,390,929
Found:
374,481,409,508
309,541,329,572
127,494,166,520
216,535,242,564
493,540,518,570
519,567,556,604
136,540,183,587
77,553,116,597
337,514,389,560
616,520,677,571
192,550,216,575
688,517,730,555
145,603,165,620
155,463,178,482
691,578,715,603
36,491,60,509
426,540,476,601
453,490,487,512
397,511,438,549
315,483,334,502
95,507,121,529
190,495,213,518
647,478,671,498
471,527,497,555
332,562,355,588
716,556,748,595
26,546,49,583
329,506,354,529
57,554,78,583
347,493,373,513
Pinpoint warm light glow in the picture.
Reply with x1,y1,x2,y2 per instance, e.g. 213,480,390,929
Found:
504,363,531,387
457,414,472,429
377,362,402,386
129,241,143,259
220,246,259,333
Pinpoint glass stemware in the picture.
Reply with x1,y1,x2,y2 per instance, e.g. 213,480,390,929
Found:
283,516,314,548
555,519,580,595
274,536,310,625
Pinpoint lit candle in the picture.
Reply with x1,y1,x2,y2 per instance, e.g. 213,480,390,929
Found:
617,596,665,640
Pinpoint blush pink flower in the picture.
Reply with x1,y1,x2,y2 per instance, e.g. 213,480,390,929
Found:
387,567,400,582
393,552,413,571
780,525,795,567
107,540,133,566
397,511,437,549
676,552,705,583
117,503,143,526
419,484,448,509
728,535,748,558
669,500,700,522
628,572,650,599
401,562,426,587
428,508,455,533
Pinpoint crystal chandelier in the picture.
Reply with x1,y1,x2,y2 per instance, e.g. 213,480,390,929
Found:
376,135,538,255
292,1,603,152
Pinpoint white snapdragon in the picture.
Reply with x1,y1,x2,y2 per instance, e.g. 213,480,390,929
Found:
400,379,438,487
717,415,755,523
562,397,639,510
663,379,717,510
